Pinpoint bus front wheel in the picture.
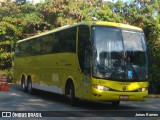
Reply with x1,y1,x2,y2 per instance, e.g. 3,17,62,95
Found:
112,101,120,106
69,82,77,106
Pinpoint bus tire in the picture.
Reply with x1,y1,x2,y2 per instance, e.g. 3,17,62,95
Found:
69,82,77,106
27,80,33,94
21,80,26,92
112,101,120,106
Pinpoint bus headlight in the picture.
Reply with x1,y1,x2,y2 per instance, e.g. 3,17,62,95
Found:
93,84,110,91
138,87,148,92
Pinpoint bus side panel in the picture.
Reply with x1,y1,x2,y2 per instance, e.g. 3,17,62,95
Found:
14,57,29,85
57,53,83,98
14,54,63,94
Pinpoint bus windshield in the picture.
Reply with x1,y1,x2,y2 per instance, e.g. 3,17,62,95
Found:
92,26,148,81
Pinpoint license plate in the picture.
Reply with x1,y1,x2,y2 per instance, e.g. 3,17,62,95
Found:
120,95,129,100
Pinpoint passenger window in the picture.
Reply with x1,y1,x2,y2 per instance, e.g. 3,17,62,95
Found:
34,38,41,55
52,32,60,53
60,27,77,53
41,34,54,54
15,44,21,57
21,42,28,56
27,40,35,55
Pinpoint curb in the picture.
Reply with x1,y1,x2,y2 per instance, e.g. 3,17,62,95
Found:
8,83,15,85
147,95,160,98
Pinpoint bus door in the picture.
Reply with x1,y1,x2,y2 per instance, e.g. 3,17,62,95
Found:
82,47,91,99
78,25,91,99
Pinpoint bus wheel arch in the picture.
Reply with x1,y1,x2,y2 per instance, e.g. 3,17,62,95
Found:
27,75,33,94
65,79,77,106
21,75,27,92
65,79,73,95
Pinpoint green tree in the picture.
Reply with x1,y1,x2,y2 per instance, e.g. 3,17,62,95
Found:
0,22,19,69
121,0,159,27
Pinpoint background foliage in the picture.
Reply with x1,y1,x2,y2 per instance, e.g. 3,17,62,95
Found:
0,0,159,92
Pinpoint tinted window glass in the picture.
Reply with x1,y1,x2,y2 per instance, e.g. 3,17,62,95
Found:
16,27,77,56
41,34,54,54
20,41,28,56
15,43,21,56
27,40,35,55
78,25,90,72
52,32,60,53
34,38,41,55
16,38,41,56
60,27,77,53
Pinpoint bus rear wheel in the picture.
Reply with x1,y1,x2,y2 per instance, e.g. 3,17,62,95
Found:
21,80,26,92
27,80,33,94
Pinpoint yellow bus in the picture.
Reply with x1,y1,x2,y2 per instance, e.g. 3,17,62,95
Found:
14,21,148,106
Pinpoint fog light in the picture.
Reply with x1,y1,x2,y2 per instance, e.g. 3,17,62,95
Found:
142,87,148,92
138,87,148,92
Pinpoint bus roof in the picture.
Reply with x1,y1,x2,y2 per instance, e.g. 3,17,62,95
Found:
17,21,143,43
88,21,142,31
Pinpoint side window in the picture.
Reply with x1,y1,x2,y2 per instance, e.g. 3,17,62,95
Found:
20,42,28,56
60,27,77,53
56,31,63,52
52,32,60,53
34,38,41,55
27,40,35,55
16,41,31,57
41,34,54,54
15,43,21,57
78,25,90,73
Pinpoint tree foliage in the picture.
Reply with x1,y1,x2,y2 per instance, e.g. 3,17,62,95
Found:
144,22,160,91
0,0,160,86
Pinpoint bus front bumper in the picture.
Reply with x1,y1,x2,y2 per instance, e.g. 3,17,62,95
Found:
90,88,148,102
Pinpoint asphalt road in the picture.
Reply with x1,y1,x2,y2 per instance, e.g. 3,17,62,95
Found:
0,84,160,120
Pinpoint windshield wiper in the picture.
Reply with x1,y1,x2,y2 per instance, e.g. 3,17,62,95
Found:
98,64,112,71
